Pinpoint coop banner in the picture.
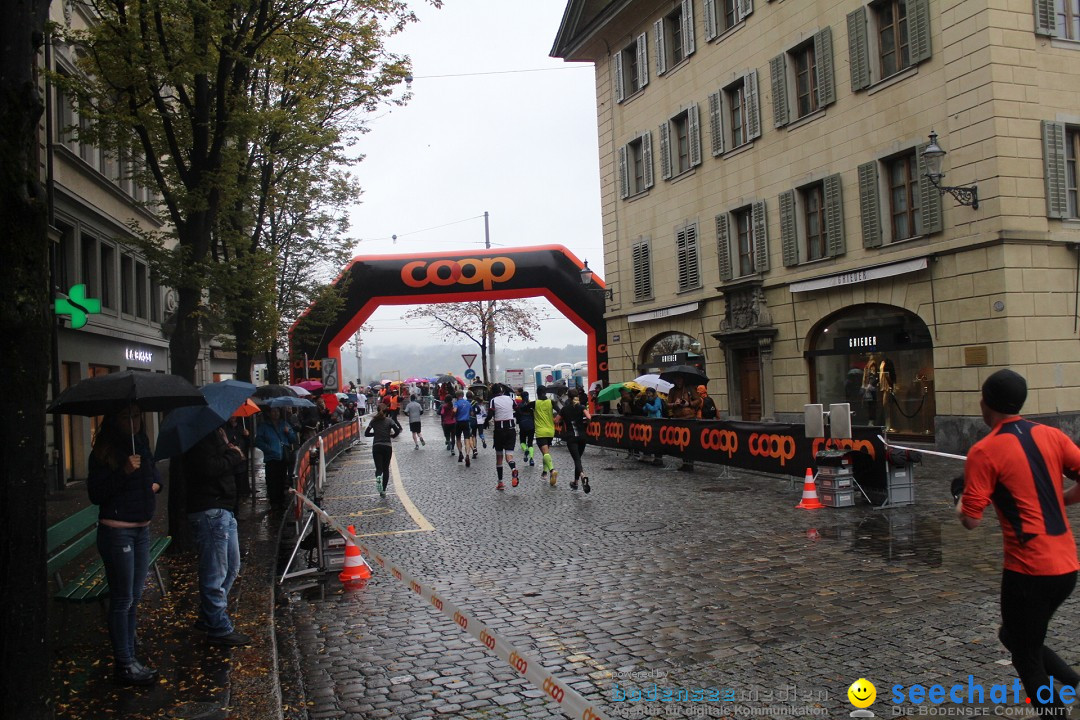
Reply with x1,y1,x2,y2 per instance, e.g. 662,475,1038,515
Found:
586,416,886,479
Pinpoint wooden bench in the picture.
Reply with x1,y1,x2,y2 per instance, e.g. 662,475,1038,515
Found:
47,505,171,604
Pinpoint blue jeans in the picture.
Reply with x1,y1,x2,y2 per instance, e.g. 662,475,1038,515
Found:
96,524,150,667
188,508,240,635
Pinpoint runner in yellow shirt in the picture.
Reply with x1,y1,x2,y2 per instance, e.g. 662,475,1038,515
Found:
529,386,558,486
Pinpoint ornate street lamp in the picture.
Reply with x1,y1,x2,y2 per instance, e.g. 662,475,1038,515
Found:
921,130,979,209
580,260,613,300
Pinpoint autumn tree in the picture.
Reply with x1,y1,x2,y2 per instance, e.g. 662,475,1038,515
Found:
403,301,541,384
0,1,53,716
64,0,434,383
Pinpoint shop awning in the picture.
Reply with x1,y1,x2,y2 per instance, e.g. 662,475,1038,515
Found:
789,257,928,294
627,301,699,323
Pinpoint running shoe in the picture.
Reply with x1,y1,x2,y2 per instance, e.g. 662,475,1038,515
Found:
482,440,487,448
529,458,535,467
541,471,548,479
549,470,558,487
570,480,578,490
511,468,519,487
472,450,478,459
415,442,419,449
582,476,591,494
420,437,425,446
458,453,464,463
496,481,505,491
465,455,471,468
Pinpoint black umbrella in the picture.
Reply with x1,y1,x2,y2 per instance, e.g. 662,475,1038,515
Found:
659,365,709,385
252,384,299,401
47,370,206,416
434,374,458,385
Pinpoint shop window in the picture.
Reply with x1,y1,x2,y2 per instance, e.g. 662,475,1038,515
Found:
60,362,84,482
808,304,935,436
640,332,704,372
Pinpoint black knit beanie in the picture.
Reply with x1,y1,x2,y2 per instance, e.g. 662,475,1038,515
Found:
982,369,1027,414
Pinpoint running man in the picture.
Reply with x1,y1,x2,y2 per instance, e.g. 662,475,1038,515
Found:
466,391,480,460
488,384,519,491
516,389,536,467
403,394,425,449
530,386,558,486
958,369,1080,719
474,395,488,450
453,391,473,468
559,388,592,492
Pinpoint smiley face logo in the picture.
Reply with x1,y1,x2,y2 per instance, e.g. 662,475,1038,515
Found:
848,678,877,708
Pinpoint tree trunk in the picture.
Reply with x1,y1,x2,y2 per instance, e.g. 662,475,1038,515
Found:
268,336,282,384
233,316,254,382
0,3,53,716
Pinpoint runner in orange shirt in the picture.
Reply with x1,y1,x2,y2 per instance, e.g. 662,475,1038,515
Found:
959,368,1080,717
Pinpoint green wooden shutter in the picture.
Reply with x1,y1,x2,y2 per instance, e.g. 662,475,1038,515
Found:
857,161,882,248
682,0,696,56
752,200,769,272
633,240,653,299
769,54,789,128
655,19,667,75
688,103,702,167
780,190,798,267
847,7,871,91
716,214,733,280
738,0,754,22
916,143,944,233
618,145,629,199
708,91,725,156
1043,120,1069,218
746,69,761,140
637,34,649,88
613,52,625,103
824,173,846,257
814,27,836,108
703,0,718,40
660,121,672,180
909,0,932,64
642,131,655,189
678,223,700,290
1034,0,1058,36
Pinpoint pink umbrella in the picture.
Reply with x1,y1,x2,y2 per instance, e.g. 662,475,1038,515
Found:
298,379,323,392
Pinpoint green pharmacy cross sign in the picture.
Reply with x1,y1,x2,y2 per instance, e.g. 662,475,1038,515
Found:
55,284,101,329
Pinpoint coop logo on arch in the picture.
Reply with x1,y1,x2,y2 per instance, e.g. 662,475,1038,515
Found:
401,257,516,290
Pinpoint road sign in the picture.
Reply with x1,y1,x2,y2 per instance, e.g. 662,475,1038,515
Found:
462,353,477,368
464,369,476,380
504,369,525,388
321,357,339,391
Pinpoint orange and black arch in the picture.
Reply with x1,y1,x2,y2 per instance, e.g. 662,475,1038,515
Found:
288,245,609,388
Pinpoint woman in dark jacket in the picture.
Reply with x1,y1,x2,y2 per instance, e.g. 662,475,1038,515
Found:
558,389,593,493
365,403,401,497
87,403,162,686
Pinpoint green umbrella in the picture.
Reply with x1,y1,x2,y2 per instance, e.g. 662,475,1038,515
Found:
596,382,633,404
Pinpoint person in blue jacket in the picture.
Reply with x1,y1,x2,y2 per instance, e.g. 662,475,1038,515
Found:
254,406,298,510
87,403,162,686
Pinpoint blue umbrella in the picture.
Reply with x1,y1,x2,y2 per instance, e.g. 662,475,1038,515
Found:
154,380,256,460
266,395,316,409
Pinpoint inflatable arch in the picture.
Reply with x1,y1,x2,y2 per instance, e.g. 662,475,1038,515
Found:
289,245,609,389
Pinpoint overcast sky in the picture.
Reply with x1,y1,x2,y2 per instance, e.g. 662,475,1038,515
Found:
341,0,603,357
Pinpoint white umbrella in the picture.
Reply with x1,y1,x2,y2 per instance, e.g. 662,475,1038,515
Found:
288,384,312,396
633,374,674,395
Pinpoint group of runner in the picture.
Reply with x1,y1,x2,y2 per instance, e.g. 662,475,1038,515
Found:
371,381,594,494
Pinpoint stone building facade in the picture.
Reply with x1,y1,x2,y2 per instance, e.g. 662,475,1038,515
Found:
553,0,1080,450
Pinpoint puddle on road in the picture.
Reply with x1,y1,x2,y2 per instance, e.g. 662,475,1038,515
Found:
807,512,943,566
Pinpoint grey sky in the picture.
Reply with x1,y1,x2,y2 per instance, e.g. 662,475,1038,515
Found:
342,0,603,355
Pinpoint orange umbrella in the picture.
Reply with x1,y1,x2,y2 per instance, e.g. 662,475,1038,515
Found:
232,398,261,417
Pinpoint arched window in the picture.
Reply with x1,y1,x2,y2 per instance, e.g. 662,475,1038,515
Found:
639,332,704,373
807,304,935,436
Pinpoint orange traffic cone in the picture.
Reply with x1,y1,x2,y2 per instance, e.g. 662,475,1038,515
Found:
339,525,372,583
796,468,825,510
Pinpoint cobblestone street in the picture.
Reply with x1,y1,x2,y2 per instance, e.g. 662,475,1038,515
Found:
277,416,1080,719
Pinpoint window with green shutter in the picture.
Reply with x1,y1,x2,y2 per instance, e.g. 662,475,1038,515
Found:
1033,0,1079,38
779,190,798,267
632,238,654,300
660,106,701,178
614,34,650,104
1043,120,1071,219
704,0,752,40
620,132,655,200
676,223,701,291
850,0,931,92
716,214,733,280
857,161,883,248
716,71,760,150
771,28,835,126
719,201,769,279
915,143,943,235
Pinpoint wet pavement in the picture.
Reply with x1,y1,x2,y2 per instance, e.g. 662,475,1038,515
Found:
276,420,1080,719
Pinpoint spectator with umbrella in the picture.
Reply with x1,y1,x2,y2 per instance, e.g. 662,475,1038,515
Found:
47,370,206,686
254,403,299,510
